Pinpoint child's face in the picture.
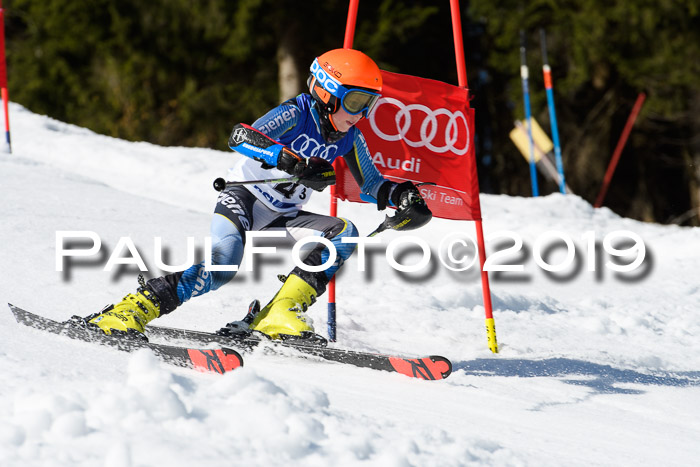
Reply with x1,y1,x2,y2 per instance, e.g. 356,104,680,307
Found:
330,106,363,133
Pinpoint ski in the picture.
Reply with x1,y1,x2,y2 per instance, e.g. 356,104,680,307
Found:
8,304,243,374
144,323,452,381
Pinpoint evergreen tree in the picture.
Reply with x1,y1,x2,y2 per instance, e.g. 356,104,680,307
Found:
4,1,699,223
469,0,700,223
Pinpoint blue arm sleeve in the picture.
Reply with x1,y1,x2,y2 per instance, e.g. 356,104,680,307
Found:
342,130,393,204
252,102,300,141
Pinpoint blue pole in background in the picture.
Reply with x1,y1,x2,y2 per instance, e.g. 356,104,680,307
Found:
540,29,566,194
520,31,539,197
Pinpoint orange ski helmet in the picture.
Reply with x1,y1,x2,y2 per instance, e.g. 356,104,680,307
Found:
309,48,382,118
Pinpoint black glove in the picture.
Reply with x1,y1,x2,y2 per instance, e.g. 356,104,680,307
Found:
375,181,432,231
276,147,304,173
376,181,393,210
390,181,425,209
277,148,335,191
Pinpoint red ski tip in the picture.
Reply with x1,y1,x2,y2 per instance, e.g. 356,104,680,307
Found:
389,355,452,380
187,348,244,374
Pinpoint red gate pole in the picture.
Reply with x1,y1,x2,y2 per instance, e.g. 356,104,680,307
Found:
594,92,646,208
450,0,498,352
327,0,361,342
450,0,468,89
343,0,359,49
0,1,12,153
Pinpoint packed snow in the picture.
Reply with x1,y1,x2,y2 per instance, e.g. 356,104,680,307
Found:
1,103,699,466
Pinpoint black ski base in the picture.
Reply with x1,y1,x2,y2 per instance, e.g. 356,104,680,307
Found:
8,304,243,374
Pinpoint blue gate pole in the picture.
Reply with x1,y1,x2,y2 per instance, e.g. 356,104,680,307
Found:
540,29,565,193
520,31,539,197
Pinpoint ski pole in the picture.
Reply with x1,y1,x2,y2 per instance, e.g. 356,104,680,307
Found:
213,176,299,192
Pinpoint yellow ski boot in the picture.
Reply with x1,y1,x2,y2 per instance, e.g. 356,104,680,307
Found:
86,276,177,339
250,274,324,342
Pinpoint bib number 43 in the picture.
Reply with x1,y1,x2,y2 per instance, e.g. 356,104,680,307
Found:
274,182,307,200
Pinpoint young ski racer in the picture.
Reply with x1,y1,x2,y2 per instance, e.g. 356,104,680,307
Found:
85,49,431,343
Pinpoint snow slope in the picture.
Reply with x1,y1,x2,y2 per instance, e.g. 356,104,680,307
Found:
1,103,699,466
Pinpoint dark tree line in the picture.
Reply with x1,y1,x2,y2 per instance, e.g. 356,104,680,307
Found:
5,0,700,225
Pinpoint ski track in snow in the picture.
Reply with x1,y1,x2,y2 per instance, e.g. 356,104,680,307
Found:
1,103,699,466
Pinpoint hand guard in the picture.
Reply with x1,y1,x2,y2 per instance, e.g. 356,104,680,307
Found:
377,181,432,232
390,181,425,209
278,148,335,192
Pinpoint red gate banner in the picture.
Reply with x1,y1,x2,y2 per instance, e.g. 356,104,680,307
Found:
336,70,481,221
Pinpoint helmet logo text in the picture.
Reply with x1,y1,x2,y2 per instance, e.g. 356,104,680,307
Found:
311,59,340,95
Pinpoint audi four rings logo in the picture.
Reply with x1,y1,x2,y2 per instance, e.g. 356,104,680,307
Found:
368,97,471,155
290,134,339,160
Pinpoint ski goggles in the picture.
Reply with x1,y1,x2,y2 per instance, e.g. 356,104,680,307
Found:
310,58,381,116
340,88,381,116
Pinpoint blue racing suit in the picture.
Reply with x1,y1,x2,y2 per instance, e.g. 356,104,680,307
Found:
160,94,393,309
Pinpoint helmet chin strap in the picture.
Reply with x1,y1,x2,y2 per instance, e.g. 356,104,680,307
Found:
328,112,341,131
307,76,352,144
